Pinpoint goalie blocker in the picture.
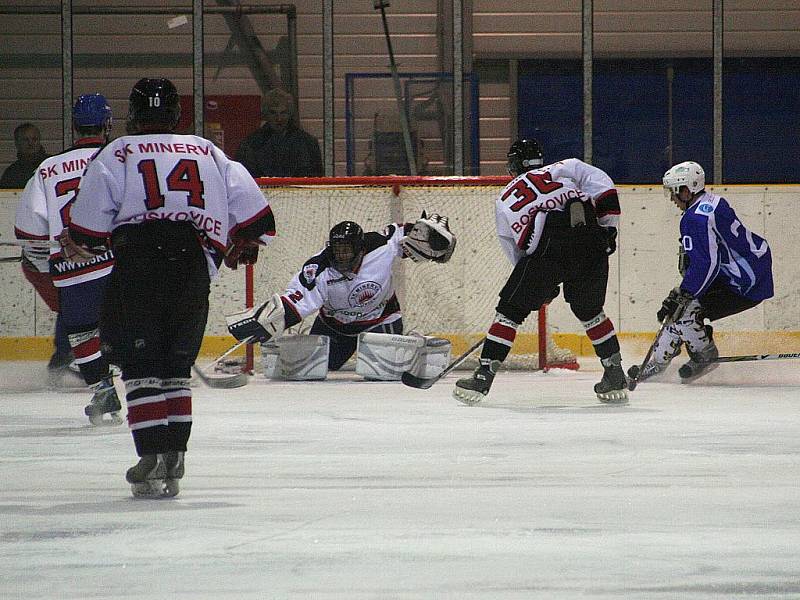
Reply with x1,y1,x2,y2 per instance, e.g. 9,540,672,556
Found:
259,332,451,381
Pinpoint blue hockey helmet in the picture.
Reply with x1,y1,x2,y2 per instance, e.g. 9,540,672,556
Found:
72,93,112,128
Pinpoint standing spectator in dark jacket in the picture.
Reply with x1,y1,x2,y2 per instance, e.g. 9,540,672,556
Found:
1,123,49,188
235,89,323,178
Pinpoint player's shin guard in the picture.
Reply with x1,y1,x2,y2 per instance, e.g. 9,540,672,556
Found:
582,312,627,403
453,313,517,405
483,312,519,363
68,327,110,386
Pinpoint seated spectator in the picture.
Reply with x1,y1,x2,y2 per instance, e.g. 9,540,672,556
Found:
1,123,49,188
235,88,323,178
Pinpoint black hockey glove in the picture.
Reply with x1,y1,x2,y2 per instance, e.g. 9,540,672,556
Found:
602,226,617,256
657,287,693,323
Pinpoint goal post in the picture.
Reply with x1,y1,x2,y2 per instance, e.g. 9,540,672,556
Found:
244,176,578,372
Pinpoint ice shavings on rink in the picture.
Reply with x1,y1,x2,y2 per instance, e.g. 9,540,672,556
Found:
1,359,800,599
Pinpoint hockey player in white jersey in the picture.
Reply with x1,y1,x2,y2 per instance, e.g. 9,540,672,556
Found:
61,78,276,498
226,215,456,372
15,93,122,424
453,138,628,405
628,161,773,385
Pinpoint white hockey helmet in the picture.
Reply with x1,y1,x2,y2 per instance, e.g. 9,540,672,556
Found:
663,161,705,196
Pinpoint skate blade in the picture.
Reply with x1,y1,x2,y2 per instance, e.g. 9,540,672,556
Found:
88,411,124,427
453,387,486,406
597,389,629,404
163,479,180,498
130,479,167,499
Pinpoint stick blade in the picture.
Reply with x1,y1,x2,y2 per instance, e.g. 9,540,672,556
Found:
192,366,249,389
400,371,437,389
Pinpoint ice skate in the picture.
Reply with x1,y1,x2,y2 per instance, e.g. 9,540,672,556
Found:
627,359,669,388
678,342,719,383
453,359,500,406
126,454,167,498
594,353,628,404
47,351,84,389
84,376,124,426
163,451,185,498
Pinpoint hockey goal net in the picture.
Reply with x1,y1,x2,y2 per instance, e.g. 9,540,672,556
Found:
244,176,578,371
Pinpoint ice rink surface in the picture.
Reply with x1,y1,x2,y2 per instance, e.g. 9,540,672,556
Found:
1,359,800,600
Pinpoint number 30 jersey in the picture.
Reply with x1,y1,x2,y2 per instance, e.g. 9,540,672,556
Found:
69,133,274,277
494,158,621,265
14,138,114,286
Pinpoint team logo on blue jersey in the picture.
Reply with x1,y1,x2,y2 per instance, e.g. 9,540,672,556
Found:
349,281,381,307
699,203,713,213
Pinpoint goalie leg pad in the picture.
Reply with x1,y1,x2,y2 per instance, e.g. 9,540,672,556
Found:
355,332,425,381
261,335,330,380
409,337,452,379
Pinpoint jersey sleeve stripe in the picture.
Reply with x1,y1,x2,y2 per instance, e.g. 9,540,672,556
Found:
14,227,49,240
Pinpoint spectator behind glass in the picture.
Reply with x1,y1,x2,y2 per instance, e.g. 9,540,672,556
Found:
0,123,49,188
235,88,323,178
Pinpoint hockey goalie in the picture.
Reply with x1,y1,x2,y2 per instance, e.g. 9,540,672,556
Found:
226,212,456,381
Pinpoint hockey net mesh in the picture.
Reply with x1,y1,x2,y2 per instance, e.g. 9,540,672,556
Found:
248,177,578,371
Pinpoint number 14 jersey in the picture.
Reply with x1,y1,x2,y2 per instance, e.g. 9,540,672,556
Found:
69,133,273,277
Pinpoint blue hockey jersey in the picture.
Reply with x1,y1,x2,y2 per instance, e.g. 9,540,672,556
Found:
679,192,773,302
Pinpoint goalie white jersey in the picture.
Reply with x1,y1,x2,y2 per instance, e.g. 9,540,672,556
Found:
68,133,274,277
14,138,114,286
495,158,621,265
281,223,411,335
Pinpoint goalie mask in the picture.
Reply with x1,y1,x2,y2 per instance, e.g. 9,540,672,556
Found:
127,77,181,133
507,138,544,176
328,221,365,273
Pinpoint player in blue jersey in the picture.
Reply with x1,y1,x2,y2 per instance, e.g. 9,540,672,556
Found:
629,161,773,384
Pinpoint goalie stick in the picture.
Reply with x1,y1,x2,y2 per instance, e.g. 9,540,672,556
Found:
400,337,485,390
192,336,253,389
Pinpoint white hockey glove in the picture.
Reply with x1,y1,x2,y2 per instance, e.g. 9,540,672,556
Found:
401,211,456,263
225,293,286,343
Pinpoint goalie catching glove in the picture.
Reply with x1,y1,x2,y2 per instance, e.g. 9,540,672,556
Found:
401,211,456,263
226,293,286,343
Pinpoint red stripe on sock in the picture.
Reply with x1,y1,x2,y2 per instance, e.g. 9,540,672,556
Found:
72,336,101,360
127,398,168,426
166,394,192,418
488,322,517,344
586,318,614,343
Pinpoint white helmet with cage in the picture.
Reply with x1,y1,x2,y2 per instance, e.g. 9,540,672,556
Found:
663,161,705,196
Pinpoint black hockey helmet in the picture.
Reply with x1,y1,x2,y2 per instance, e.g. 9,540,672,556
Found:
507,138,544,176
328,220,365,273
127,77,181,132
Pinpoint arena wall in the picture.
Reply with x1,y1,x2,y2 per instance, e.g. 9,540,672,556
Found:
1,184,797,359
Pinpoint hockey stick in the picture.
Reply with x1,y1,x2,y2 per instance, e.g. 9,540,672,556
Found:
627,320,672,392
0,255,22,263
400,336,485,390
192,335,254,389
712,352,800,364
0,240,54,248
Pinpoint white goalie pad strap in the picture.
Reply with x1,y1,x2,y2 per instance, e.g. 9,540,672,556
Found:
355,332,425,380
261,335,330,381
409,336,452,379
